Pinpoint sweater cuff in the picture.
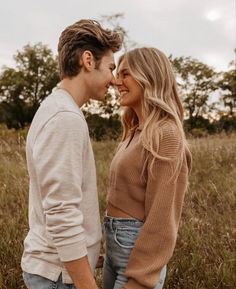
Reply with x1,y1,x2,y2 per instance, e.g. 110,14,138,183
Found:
124,279,148,289
57,239,88,262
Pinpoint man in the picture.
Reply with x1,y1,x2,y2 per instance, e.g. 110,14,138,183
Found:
21,19,122,289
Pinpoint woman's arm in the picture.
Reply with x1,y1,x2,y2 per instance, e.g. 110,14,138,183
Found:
124,123,191,289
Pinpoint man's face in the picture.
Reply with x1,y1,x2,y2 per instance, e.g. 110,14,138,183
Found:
89,50,116,101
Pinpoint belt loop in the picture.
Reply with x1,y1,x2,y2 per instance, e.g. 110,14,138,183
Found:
109,217,114,233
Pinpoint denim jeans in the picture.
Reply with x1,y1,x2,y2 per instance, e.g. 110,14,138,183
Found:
103,215,167,289
23,272,76,289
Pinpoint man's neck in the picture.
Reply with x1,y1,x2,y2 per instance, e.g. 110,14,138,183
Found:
59,76,89,107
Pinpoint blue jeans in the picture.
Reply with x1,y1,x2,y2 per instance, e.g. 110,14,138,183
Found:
103,215,167,289
23,272,76,289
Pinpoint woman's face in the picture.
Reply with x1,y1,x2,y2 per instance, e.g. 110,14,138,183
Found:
116,58,143,111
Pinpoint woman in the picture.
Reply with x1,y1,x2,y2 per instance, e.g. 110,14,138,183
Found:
103,47,192,289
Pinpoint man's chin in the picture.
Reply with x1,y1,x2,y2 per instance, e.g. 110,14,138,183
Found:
91,94,105,101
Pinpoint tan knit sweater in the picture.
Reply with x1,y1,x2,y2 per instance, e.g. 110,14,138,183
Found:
107,121,192,289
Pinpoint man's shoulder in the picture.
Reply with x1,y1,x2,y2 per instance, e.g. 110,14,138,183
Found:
33,89,84,124
28,89,86,143
41,88,83,118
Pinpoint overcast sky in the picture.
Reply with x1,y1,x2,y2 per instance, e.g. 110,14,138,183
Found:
0,0,235,72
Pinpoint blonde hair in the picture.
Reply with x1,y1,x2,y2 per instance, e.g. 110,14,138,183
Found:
119,47,187,163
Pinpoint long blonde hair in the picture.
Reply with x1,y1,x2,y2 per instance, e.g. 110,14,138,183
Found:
119,47,187,163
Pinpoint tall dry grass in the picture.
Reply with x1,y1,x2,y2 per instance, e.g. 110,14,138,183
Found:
0,126,235,289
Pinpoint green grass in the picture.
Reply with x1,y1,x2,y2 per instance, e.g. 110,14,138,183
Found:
0,127,235,289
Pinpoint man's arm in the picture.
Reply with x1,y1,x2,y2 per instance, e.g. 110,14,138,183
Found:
33,112,99,288
64,256,98,289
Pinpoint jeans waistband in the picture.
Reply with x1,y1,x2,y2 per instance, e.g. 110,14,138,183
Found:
104,212,143,229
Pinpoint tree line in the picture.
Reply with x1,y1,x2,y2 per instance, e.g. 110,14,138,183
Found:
0,42,235,140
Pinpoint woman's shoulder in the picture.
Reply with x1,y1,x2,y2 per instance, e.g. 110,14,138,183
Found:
157,119,179,134
155,120,183,158
156,119,182,142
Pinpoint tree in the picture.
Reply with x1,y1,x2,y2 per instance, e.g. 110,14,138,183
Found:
99,13,137,51
218,61,236,116
0,68,29,128
86,113,121,141
0,43,59,128
171,56,218,126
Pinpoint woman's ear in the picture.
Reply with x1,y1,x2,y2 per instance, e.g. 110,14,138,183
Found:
80,50,95,71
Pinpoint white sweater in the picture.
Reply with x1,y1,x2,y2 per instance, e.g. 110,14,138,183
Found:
21,88,102,283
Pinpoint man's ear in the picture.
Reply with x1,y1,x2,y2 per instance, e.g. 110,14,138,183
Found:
80,50,95,71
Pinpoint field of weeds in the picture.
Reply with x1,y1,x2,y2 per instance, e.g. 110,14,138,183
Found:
0,127,235,289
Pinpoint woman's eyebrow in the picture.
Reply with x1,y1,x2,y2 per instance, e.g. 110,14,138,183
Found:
117,68,129,76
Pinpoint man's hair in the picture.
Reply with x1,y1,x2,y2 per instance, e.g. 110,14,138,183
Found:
58,19,122,79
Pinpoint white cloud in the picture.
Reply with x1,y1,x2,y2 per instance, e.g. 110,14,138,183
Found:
202,53,229,71
0,0,235,71
205,10,221,21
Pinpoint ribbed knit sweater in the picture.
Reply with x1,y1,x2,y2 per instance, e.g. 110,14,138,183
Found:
21,88,102,283
107,121,192,289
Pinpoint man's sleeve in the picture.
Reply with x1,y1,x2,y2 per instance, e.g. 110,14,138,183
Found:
32,111,88,262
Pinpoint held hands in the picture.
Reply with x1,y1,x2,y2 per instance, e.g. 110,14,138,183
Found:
64,256,99,289
96,255,104,269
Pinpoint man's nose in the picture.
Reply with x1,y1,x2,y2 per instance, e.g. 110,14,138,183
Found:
110,75,116,86
115,77,122,86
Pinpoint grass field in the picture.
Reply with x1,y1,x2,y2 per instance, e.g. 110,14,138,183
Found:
0,127,235,289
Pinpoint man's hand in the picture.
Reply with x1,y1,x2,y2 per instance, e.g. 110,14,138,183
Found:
64,256,99,289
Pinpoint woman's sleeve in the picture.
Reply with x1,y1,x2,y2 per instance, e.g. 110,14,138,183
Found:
124,123,190,289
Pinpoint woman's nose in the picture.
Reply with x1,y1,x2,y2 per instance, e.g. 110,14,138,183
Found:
115,77,122,86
